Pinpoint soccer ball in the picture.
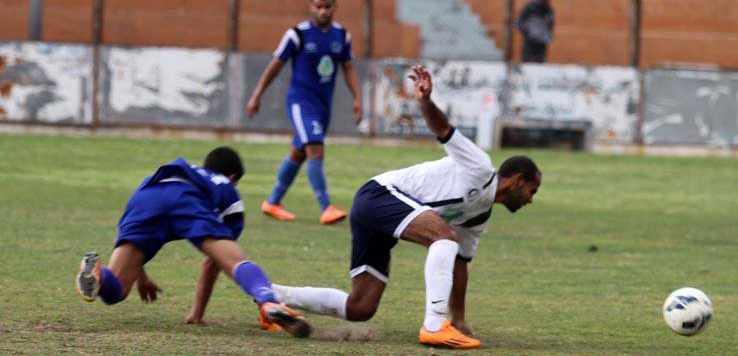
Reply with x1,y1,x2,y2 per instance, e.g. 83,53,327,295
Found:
662,287,713,336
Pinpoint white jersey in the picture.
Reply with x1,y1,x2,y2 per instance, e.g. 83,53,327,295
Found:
372,128,497,260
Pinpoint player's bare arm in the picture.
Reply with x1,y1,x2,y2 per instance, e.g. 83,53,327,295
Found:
449,258,474,336
186,256,222,325
247,58,286,118
408,65,452,139
341,60,363,124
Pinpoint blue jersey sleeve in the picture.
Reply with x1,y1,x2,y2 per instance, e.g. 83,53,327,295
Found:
340,31,353,62
274,28,300,61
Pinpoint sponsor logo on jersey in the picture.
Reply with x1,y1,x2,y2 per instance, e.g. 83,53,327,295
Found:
440,208,463,222
305,42,318,52
317,55,335,82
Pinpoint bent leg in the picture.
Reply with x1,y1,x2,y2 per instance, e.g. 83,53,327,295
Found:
103,242,147,304
272,271,386,322
400,211,459,332
199,238,278,305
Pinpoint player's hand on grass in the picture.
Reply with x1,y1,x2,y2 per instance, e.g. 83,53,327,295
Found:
452,319,475,337
137,277,163,303
408,65,432,102
185,315,221,326
352,99,363,124
246,95,261,118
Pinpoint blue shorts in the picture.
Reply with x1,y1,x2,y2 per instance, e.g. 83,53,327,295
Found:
287,99,330,148
349,180,431,283
116,182,235,264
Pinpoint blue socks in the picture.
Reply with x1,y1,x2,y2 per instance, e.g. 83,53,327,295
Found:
267,157,301,205
306,158,330,211
99,267,124,305
232,261,279,306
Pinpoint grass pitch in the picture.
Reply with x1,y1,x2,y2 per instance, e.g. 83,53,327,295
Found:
0,133,736,356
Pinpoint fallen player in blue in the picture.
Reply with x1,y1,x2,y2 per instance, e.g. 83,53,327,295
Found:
75,146,311,338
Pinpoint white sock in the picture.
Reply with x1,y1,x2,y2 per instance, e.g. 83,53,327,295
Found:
423,239,459,332
272,284,348,319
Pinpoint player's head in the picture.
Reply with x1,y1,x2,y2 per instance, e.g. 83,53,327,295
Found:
204,146,244,184
309,0,336,28
497,155,541,213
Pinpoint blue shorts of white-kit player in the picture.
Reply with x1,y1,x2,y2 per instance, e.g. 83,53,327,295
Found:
349,180,432,283
287,99,330,149
116,181,236,263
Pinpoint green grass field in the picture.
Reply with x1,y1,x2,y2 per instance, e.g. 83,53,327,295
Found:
1,133,736,356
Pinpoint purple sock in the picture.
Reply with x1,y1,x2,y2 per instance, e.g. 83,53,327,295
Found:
232,261,278,305
99,267,124,305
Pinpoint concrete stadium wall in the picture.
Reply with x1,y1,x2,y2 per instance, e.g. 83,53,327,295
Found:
1,40,736,149
0,0,420,59
465,0,738,68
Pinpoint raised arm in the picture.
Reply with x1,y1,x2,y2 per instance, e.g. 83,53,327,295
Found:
341,60,363,124
246,57,286,118
409,65,452,139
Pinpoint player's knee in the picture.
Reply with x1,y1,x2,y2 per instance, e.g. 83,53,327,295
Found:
345,303,378,322
429,227,459,244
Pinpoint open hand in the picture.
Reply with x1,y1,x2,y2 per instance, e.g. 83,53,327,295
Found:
352,99,363,124
137,277,163,303
246,95,261,118
408,65,433,102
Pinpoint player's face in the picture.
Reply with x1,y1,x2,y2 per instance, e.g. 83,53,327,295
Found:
310,0,336,28
503,173,541,213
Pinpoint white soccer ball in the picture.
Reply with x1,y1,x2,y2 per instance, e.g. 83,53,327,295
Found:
662,287,713,336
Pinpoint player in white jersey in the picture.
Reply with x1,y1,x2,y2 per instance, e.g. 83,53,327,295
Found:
270,66,541,348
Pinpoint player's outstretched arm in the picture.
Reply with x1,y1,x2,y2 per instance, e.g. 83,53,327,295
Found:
186,256,222,325
246,58,286,118
408,65,452,139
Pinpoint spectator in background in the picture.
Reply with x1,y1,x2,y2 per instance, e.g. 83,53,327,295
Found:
517,0,555,63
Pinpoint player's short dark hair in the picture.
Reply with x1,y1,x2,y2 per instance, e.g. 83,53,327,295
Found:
203,146,244,181
498,155,540,182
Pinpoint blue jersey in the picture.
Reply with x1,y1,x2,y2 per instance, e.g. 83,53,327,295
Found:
274,20,353,110
135,158,244,238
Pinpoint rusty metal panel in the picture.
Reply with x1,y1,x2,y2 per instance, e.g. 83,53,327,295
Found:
100,46,230,126
507,64,640,144
0,41,93,123
643,68,738,148
373,59,506,141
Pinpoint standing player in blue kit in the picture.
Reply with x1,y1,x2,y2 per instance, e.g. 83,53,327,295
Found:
75,147,311,338
246,0,363,224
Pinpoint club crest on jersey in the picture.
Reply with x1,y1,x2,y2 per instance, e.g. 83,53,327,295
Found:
305,42,318,52
331,41,342,53
467,188,480,200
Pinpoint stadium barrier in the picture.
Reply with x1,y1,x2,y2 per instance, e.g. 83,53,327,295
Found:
1,41,736,149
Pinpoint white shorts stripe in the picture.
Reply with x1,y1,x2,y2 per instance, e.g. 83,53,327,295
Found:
349,264,389,283
291,103,309,143
385,185,432,238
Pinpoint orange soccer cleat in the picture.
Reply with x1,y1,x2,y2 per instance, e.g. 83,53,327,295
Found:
258,306,283,333
76,252,101,302
259,302,312,338
419,321,481,349
319,205,347,224
261,200,296,221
